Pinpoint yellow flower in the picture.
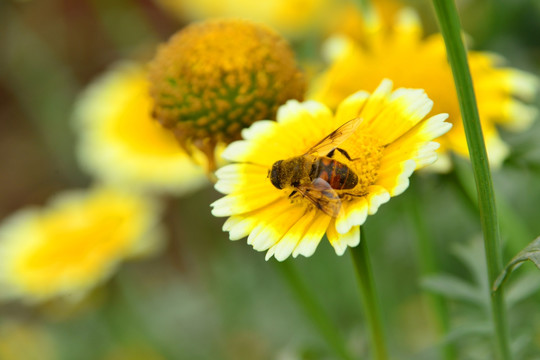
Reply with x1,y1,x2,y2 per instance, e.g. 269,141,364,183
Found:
154,0,340,39
211,80,451,260
324,0,402,42
0,187,163,303
74,62,207,195
310,10,538,169
148,19,305,171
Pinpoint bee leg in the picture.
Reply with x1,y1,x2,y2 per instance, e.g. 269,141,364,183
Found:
288,190,297,198
326,148,336,158
327,148,354,161
342,192,368,198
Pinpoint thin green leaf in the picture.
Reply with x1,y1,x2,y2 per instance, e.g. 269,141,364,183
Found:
451,240,488,292
494,236,540,291
511,333,533,360
442,322,492,344
421,275,484,305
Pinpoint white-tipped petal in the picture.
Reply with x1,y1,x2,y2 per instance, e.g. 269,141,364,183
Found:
367,186,391,215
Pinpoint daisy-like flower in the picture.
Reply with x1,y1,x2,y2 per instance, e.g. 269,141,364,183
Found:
74,62,207,195
0,187,163,303
310,9,538,170
211,80,452,261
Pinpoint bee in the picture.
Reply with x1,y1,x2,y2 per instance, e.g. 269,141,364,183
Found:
269,118,362,218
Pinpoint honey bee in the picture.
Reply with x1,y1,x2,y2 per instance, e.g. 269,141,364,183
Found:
269,118,362,218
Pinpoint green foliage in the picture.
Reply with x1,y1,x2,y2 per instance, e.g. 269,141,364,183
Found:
494,236,540,291
422,239,540,359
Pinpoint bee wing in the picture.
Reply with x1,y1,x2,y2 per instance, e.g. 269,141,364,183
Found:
303,117,362,157
296,178,342,218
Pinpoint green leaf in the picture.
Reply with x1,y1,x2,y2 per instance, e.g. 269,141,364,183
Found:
451,239,488,292
493,236,540,291
421,274,485,305
442,322,492,343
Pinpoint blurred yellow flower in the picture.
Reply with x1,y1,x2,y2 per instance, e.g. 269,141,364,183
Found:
311,9,538,169
148,19,305,170
212,80,451,260
74,62,207,195
0,187,163,303
154,0,342,39
325,0,402,42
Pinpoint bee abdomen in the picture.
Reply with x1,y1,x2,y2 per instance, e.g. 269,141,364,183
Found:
313,158,358,190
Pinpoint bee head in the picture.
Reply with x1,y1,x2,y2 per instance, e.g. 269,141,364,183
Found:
269,160,284,189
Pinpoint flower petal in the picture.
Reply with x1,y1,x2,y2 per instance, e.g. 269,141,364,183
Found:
327,223,360,256
210,185,282,216
366,185,391,215
292,213,331,258
267,210,330,261
336,197,368,234
361,85,434,145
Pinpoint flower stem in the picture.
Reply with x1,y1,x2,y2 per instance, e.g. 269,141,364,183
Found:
407,182,456,360
350,230,388,360
431,1,512,359
275,261,354,360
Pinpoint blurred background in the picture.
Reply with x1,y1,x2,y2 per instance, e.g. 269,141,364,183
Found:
1,0,540,359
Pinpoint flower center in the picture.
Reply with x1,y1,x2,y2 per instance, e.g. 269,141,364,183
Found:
148,19,305,170
342,134,384,196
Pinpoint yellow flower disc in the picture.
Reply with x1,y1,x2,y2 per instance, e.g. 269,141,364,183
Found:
311,9,538,170
212,79,452,261
148,19,306,170
0,187,163,303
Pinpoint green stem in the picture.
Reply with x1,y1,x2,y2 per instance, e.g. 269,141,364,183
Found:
275,261,354,360
350,230,388,360
431,1,511,359
407,183,456,360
